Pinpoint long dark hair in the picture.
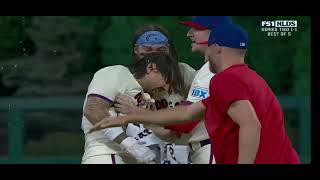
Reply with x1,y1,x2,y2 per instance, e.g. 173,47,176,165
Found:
130,24,185,95
130,53,173,82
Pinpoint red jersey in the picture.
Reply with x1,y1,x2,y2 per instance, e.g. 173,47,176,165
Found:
202,64,300,164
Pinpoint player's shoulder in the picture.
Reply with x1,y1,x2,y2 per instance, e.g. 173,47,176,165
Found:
197,62,212,74
178,62,197,81
94,65,130,77
212,69,240,85
191,62,214,81
178,62,196,72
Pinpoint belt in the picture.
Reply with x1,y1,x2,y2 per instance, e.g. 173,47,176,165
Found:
189,139,211,151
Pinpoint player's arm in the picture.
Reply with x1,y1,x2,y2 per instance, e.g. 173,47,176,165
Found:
85,67,156,163
89,100,205,132
144,123,182,143
84,67,136,144
116,94,200,134
84,95,155,163
115,94,205,125
84,96,111,125
164,63,207,134
83,96,128,144
130,102,205,125
114,94,182,142
114,94,147,115
164,101,201,134
228,100,261,164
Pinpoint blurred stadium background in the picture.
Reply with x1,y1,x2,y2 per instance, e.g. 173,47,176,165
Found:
0,16,310,164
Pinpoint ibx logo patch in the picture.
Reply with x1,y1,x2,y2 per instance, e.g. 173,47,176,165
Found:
191,86,209,99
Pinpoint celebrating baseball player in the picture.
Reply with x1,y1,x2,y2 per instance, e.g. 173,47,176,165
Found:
81,53,176,164
114,24,197,164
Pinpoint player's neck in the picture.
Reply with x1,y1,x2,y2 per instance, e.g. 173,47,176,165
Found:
218,58,245,73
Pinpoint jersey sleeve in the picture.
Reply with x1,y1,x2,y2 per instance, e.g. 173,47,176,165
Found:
87,66,130,104
186,63,213,103
178,62,197,93
164,101,200,133
202,97,210,107
213,73,249,112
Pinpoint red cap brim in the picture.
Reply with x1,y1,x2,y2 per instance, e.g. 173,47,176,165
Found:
196,41,208,45
178,21,209,30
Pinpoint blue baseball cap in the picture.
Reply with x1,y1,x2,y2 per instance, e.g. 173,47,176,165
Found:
208,23,248,49
179,16,232,30
136,31,169,46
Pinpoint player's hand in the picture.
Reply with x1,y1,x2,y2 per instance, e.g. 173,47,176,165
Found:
89,116,129,133
144,123,180,142
114,94,138,115
120,137,156,163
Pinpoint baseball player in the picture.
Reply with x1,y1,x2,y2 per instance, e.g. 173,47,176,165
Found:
118,24,197,164
158,16,232,164
114,19,235,164
81,53,175,164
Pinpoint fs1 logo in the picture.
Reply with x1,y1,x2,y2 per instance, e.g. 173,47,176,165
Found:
261,21,275,27
191,86,208,99
262,20,297,27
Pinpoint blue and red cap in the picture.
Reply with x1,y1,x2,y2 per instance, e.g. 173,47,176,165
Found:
179,16,232,30
208,23,248,49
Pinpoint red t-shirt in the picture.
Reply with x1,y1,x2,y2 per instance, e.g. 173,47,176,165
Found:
202,64,300,164
165,101,200,133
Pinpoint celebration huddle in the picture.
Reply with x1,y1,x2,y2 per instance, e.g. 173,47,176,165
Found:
81,16,300,164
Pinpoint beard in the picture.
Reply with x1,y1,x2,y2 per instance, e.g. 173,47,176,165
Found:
209,59,217,73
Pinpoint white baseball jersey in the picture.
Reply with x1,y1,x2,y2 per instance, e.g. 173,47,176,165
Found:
179,61,215,143
127,62,196,146
179,62,198,94
81,65,149,155
149,62,196,164
126,123,162,146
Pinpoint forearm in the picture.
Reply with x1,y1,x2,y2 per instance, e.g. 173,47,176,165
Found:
144,124,180,143
85,109,110,125
84,96,111,125
238,123,261,164
127,105,195,126
88,111,129,143
133,106,152,114
84,96,129,143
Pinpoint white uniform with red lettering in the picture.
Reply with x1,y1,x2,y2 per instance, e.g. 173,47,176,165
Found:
81,65,153,164
124,62,196,164
150,62,197,164
178,61,216,164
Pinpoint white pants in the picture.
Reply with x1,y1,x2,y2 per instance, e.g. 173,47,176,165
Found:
159,143,191,164
190,143,215,164
82,152,137,164
81,131,138,164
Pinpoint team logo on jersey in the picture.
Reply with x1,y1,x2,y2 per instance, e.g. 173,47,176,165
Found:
134,92,144,106
191,86,209,99
135,129,152,140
